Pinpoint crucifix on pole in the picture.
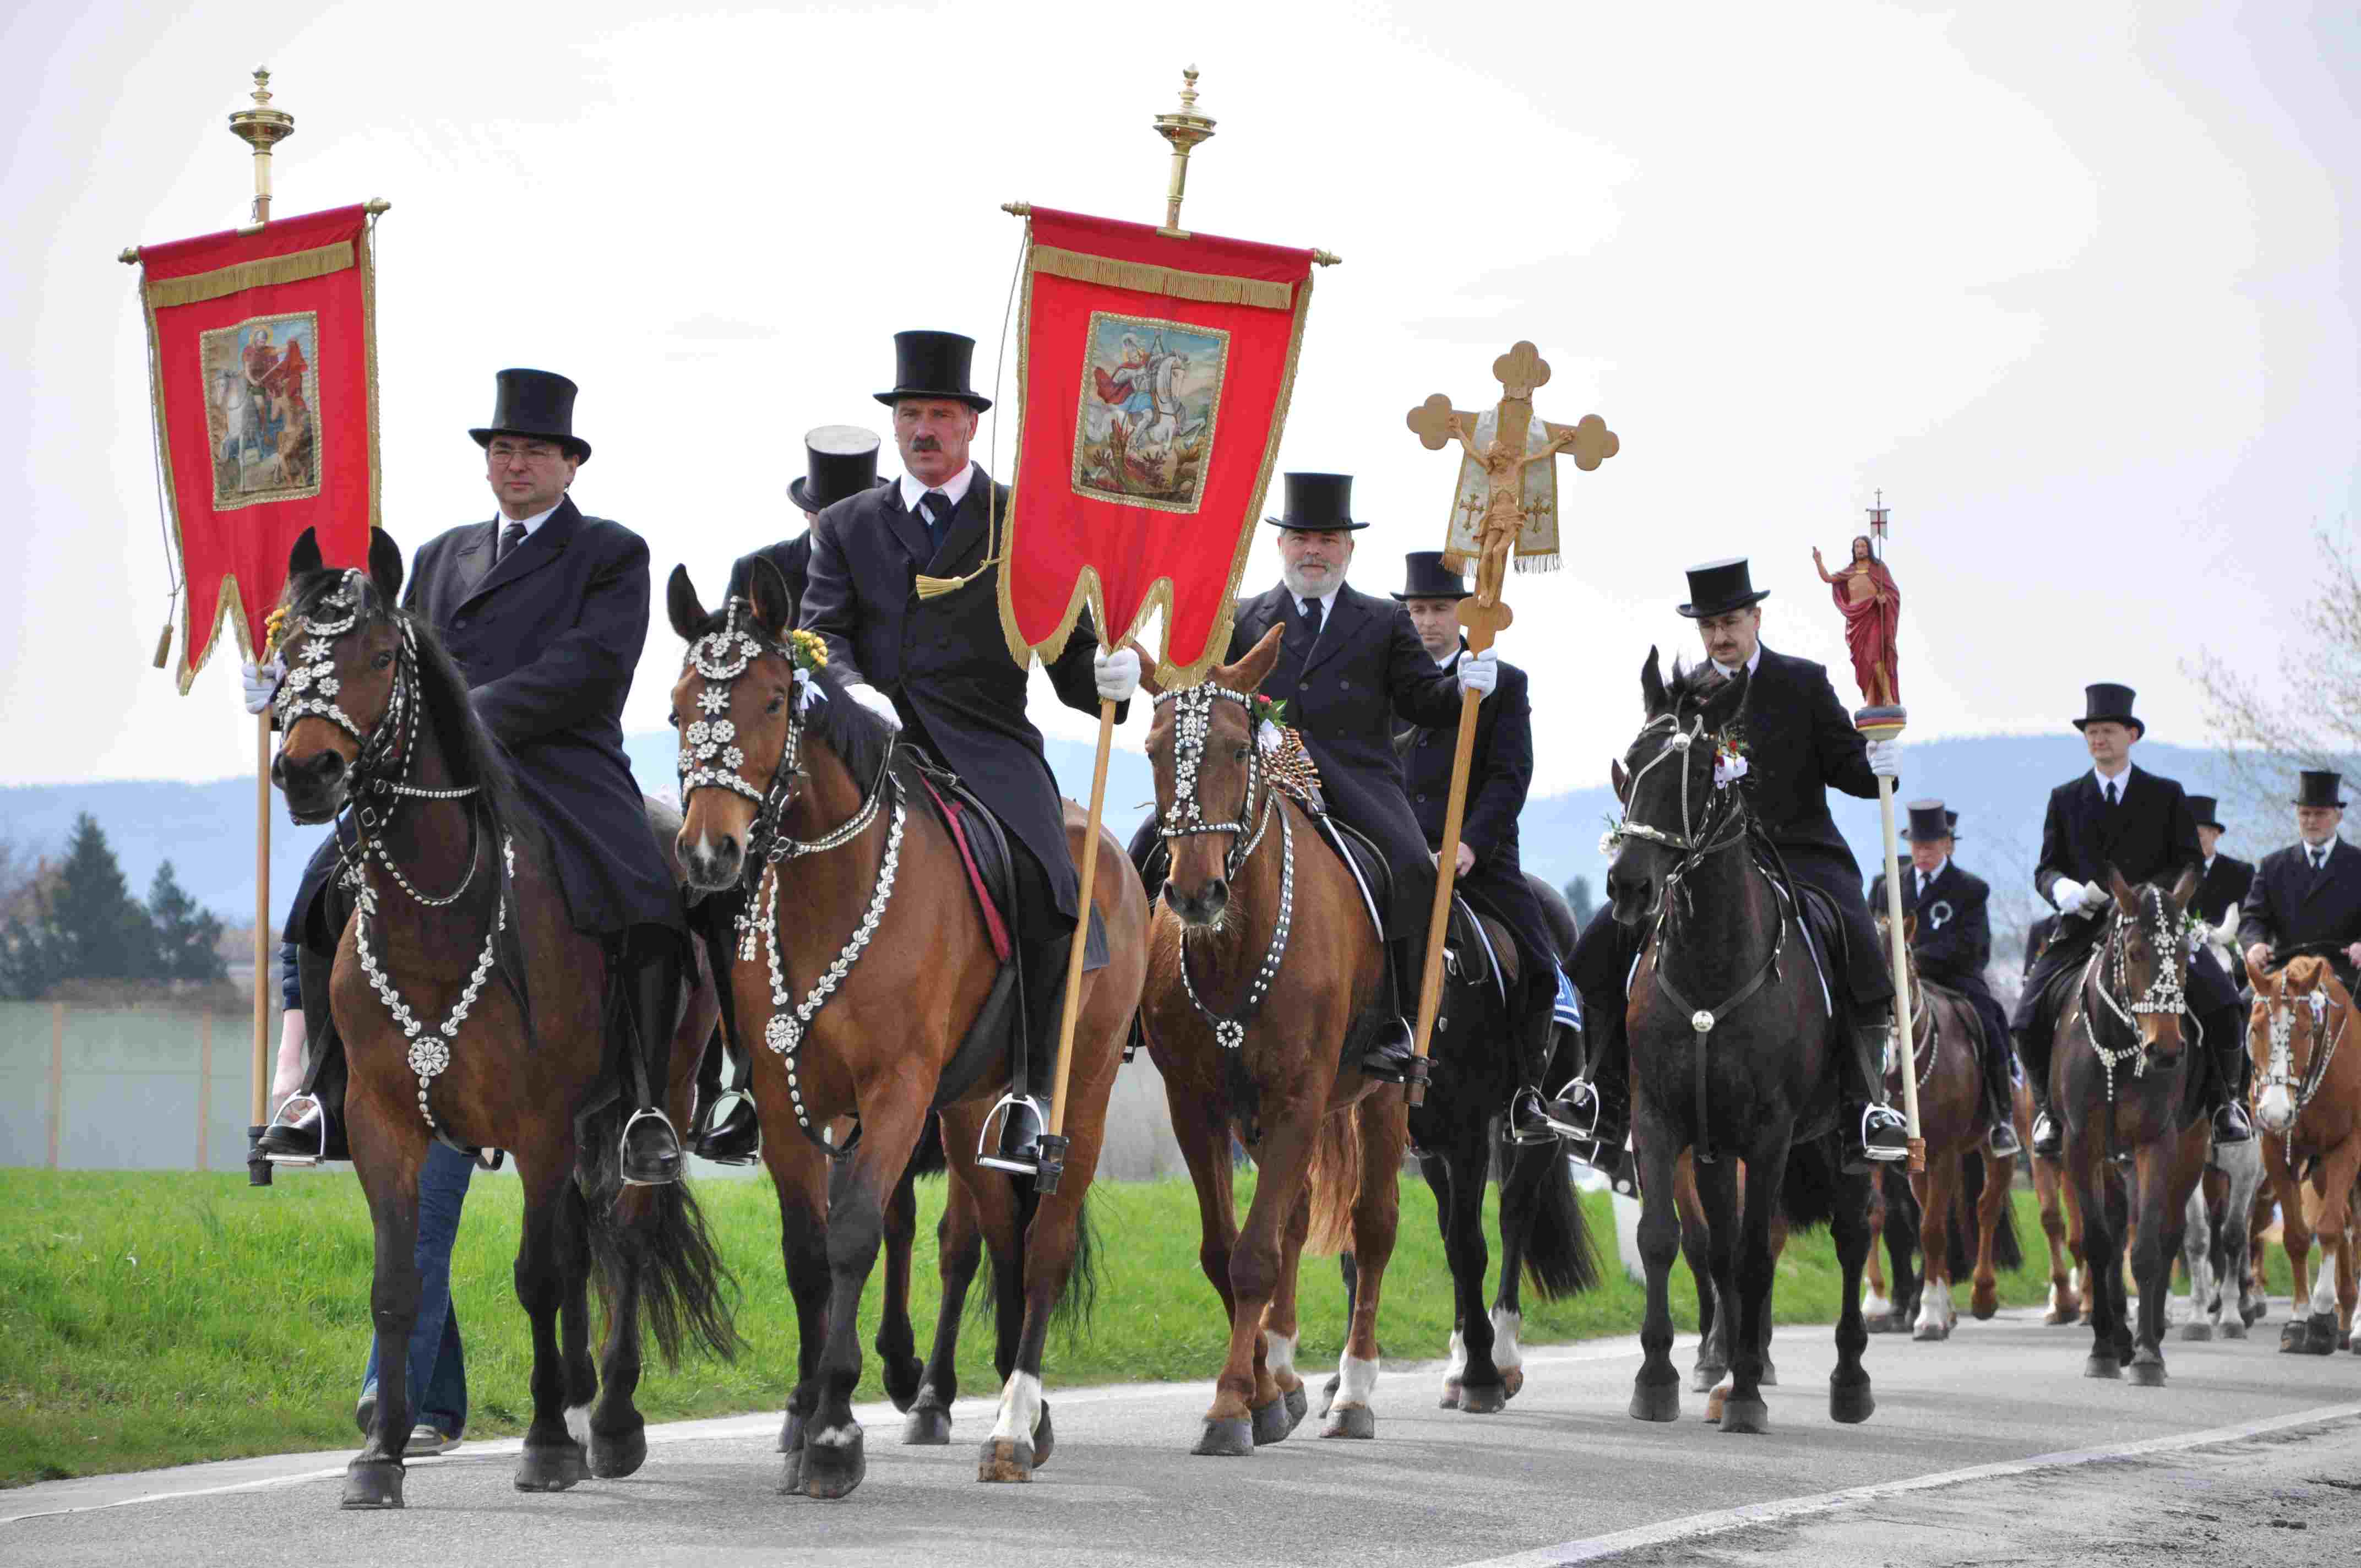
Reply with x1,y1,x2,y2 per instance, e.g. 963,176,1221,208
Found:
1401,342,1617,1104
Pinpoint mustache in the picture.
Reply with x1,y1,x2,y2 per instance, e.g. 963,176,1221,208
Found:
910,436,942,452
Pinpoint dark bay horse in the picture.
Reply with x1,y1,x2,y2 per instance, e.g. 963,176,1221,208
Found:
666,562,1147,1495
1140,628,1408,1455
1605,652,1875,1435
271,530,735,1510
2044,867,2207,1384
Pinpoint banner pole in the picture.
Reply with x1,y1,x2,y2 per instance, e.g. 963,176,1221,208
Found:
1034,696,1116,1194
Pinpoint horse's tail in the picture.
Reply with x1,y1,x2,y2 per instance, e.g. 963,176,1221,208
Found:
1304,1102,1366,1257
1979,1154,2025,1273
1511,1142,1603,1300
1778,1135,1846,1233
1003,1173,1100,1341
581,1109,742,1369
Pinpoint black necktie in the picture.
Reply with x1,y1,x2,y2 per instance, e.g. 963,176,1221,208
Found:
497,521,526,564
1300,596,1324,638
2104,779,2119,807
921,489,954,551
1917,872,1929,901
2313,848,2328,876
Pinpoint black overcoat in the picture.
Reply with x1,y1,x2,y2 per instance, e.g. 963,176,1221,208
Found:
1733,646,1879,889
801,468,1112,924
727,531,812,608
406,498,682,940
1229,582,1462,929
1870,858,2012,1053
1401,645,1557,973
2195,853,2257,929
2238,840,2361,966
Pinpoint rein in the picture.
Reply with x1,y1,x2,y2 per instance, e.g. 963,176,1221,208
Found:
2261,977,2349,1167
2071,888,2198,1161
1156,684,1290,1053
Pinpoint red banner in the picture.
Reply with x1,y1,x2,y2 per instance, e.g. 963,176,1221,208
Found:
999,208,1316,683
133,204,380,691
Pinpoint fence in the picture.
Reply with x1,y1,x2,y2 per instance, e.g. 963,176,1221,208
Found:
0,999,1188,1180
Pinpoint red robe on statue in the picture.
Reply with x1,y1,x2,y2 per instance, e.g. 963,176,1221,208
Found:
1830,557,1900,706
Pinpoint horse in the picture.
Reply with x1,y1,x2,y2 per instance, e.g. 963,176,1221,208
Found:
2043,865,2208,1384
1872,912,2024,1341
1139,627,1410,1454
1671,1152,1786,1402
665,560,1147,1494
2177,1131,2266,1340
1606,652,1876,1435
269,529,736,1510
2244,952,2361,1356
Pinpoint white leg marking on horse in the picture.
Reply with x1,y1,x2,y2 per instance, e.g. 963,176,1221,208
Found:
1334,1353,1380,1408
988,1372,1042,1444
813,1424,859,1448
1865,1287,1892,1318
1490,1309,1524,1373
1442,1329,1468,1381
565,1404,590,1446
1266,1330,1298,1380
2311,1246,2342,1318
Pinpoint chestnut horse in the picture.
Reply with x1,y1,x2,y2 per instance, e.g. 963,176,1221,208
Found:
666,562,1147,1495
2244,953,2361,1355
2044,867,2208,1384
271,531,735,1510
1140,628,1408,1455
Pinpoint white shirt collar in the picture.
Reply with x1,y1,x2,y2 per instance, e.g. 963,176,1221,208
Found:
1711,644,1763,680
499,500,563,537
2092,763,2131,792
2204,853,2217,874
1433,640,1464,670
1293,584,1342,617
898,462,977,515
1915,856,1949,888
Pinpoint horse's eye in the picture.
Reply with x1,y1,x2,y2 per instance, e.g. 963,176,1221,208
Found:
1234,744,1250,761
768,694,785,715
371,649,393,669
668,711,682,729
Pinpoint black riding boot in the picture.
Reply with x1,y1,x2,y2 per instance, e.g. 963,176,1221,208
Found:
619,941,686,1186
1361,939,1422,1086
1982,1032,2022,1157
982,935,1070,1175
2207,1006,2254,1145
1554,1004,1633,1189
1505,972,1563,1146
692,1028,761,1166
2016,1026,2061,1159
1845,1007,1911,1172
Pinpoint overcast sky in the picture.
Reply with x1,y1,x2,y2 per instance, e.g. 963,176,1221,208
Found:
2,1,2352,794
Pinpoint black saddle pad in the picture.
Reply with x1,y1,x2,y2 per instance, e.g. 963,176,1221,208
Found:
1793,881,1847,973
1445,898,1510,1003
1313,814,1393,940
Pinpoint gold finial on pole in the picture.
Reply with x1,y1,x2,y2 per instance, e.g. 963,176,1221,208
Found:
1151,65,1216,238
227,67,295,226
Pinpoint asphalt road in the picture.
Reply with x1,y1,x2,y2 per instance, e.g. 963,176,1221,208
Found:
7,1300,2358,1567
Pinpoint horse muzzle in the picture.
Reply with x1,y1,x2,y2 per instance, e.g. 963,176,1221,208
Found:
1605,868,1656,929
2255,1084,2295,1132
678,829,745,893
272,747,350,825
1162,878,1228,929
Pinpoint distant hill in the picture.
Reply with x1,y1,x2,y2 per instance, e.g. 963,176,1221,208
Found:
1,732,2292,964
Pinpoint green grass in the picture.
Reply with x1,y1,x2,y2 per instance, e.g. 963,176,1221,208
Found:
0,1167,2287,1488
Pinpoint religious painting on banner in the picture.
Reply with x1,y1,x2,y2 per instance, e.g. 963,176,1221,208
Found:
1001,207,1317,683
130,203,381,692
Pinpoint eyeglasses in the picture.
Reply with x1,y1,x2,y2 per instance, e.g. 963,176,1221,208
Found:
487,444,563,464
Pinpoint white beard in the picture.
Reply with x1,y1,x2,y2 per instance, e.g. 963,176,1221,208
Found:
1281,563,1339,600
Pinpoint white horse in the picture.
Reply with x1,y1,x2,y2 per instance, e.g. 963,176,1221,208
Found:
2179,1121,2267,1339
216,369,263,467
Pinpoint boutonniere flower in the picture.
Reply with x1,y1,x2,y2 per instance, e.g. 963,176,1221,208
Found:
1599,816,1626,858
788,628,830,714
1713,733,1750,789
1250,694,1291,752
262,605,290,657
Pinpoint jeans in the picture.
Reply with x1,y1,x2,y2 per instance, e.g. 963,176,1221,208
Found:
360,1140,475,1438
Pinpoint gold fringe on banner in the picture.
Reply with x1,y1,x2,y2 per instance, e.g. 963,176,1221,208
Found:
142,240,353,309
1029,245,1292,311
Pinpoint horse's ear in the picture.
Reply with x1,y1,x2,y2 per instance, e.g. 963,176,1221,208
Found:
2166,864,2200,919
1227,623,1286,694
746,555,795,639
366,527,404,605
287,526,323,580
1640,646,1668,716
666,564,708,643
2106,864,2137,912
1611,758,1630,803
2245,947,2272,992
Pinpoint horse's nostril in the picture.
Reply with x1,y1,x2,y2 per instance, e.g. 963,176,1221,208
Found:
316,750,345,781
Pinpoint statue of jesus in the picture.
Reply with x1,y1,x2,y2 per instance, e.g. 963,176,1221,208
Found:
1813,534,1900,707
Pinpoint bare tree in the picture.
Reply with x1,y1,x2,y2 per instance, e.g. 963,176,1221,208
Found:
2185,525,2361,823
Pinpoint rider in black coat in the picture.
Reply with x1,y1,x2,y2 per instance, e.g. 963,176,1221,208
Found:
2187,795,2256,930
2238,771,2361,995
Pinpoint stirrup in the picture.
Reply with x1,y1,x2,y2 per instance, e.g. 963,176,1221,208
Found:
976,1092,1048,1177
1860,1105,1911,1163
262,1096,329,1168
1505,1087,1563,1147
618,1107,684,1187
1540,1077,1603,1142
692,1086,761,1164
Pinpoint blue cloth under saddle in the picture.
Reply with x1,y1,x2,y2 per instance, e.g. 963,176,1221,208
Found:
1553,963,1584,1031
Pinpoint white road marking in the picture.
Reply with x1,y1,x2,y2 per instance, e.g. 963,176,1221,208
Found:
1446,1400,2361,1567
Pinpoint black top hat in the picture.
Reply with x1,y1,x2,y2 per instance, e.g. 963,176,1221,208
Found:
2072,682,2145,738
470,368,590,462
789,425,887,515
2295,771,2347,809
1678,557,1770,619
1392,551,1470,601
1264,472,1369,532
1945,808,1961,841
1902,799,1952,842
2187,795,2226,832
874,330,991,412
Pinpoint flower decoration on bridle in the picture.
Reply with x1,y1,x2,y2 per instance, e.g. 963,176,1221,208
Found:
677,598,828,807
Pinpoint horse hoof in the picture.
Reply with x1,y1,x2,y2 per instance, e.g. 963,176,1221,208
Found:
1282,1385,1307,1433
1438,1378,1461,1409
340,1458,405,1510
1502,1366,1524,1401
2180,1322,2213,1343
2222,1319,2248,1341
1689,1363,1724,1395
2128,1355,2167,1388
1971,1294,2000,1321
514,1441,585,1493
1320,1404,1376,1440
1864,1315,1891,1335
1459,1382,1507,1415
776,1409,801,1456
801,1427,866,1500
1318,1374,1339,1420
884,1355,925,1415
1719,1395,1770,1435
1193,1416,1254,1457
2044,1306,2075,1327
589,1425,646,1479
902,1402,953,1445
977,1437,1035,1483
2342,1330,2353,1352
1250,1396,1292,1446
2308,1317,2339,1354
2243,1300,2270,1326
1829,1380,1875,1425
1629,1380,1680,1424
1760,1359,1779,1388
1911,1321,1950,1342
2084,1355,2121,1380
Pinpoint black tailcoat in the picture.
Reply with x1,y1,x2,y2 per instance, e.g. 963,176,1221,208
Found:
2195,853,2256,929
801,468,1112,925
406,498,682,940
1229,582,1462,929
1870,858,2010,1053
2238,840,2361,973
1400,645,1556,976
726,531,812,608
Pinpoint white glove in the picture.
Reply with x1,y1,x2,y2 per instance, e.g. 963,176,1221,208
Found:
241,656,286,715
1865,737,1901,779
1457,649,1498,700
845,683,902,733
1093,646,1141,703
2052,877,2088,915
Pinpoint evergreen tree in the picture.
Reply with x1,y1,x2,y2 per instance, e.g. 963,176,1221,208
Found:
148,861,226,983
1563,874,1597,929
46,813,156,980
0,912,57,999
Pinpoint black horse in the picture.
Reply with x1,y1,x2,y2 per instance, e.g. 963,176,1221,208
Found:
1607,652,1875,1434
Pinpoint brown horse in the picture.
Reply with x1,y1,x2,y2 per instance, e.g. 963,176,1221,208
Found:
665,562,1147,1495
2046,867,2209,1384
271,531,736,1510
1140,628,1408,1455
2245,954,2361,1355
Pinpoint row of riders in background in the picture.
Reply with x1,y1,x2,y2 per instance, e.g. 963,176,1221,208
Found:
232,330,2361,1500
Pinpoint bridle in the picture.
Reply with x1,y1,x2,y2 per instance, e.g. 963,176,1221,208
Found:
1156,683,1291,1052
2078,886,2195,1105
2259,972,2348,1162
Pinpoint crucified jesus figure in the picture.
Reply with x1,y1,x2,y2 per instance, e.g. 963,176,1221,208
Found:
1447,411,1581,555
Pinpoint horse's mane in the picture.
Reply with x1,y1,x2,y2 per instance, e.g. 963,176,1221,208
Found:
1664,658,1731,712
677,602,905,789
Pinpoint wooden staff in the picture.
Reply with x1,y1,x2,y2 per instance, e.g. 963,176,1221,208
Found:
1034,696,1115,1194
